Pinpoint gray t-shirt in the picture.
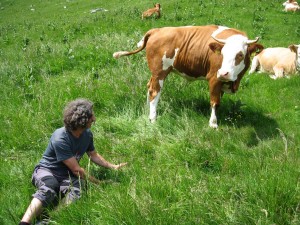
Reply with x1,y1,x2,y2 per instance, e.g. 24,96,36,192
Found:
38,127,95,177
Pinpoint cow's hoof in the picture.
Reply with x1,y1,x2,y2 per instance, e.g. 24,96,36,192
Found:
209,122,218,129
149,118,156,123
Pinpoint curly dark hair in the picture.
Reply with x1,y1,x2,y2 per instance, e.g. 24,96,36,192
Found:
63,99,94,132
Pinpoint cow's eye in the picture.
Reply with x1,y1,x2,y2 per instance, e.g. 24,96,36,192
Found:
237,52,244,59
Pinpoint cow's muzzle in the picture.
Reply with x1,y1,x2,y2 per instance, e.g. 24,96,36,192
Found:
217,71,232,82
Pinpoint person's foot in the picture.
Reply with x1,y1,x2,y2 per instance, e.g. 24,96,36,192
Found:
35,218,50,225
35,211,50,225
19,222,31,225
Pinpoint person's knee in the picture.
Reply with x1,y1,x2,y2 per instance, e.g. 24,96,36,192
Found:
41,176,59,190
33,176,59,207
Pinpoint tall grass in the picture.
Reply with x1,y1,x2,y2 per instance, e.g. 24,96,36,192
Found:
0,0,300,224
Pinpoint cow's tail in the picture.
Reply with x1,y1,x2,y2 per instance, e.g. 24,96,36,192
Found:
113,32,151,59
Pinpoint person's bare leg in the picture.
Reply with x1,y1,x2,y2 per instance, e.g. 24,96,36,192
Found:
20,198,43,223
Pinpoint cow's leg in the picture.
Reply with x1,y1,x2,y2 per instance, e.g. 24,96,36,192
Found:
146,48,175,122
273,65,284,79
208,79,222,128
269,74,277,80
209,103,219,128
147,77,163,122
147,75,168,123
249,56,259,74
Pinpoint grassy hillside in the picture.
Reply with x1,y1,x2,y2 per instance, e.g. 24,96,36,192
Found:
0,0,299,224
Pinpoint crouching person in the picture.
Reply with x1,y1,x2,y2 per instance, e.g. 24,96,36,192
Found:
19,98,127,225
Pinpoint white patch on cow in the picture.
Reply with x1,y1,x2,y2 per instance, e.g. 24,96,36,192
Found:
296,45,300,71
209,104,218,128
162,48,179,70
211,26,229,37
217,35,247,81
269,75,278,80
283,2,300,11
137,37,144,48
148,80,164,122
159,79,164,88
113,51,128,59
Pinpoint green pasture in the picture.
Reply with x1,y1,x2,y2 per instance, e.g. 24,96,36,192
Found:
0,0,299,224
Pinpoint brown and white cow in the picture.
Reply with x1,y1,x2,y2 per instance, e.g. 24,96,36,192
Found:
249,45,300,79
142,3,161,19
113,25,263,128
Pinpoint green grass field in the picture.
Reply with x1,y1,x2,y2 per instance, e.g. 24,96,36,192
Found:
0,0,300,224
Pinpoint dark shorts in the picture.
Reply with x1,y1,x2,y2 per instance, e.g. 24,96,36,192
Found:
31,166,85,207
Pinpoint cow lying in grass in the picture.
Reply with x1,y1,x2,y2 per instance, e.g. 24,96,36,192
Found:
142,3,161,19
113,25,263,128
249,45,300,79
283,0,300,12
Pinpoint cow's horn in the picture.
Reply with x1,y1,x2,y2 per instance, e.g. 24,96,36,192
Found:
246,37,259,44
211,35,226,44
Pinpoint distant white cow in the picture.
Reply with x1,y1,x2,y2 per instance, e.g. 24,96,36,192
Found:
283,0,300,12
249,45,300,79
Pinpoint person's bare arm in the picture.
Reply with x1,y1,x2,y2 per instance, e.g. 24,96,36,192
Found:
87,150,127,169
63,157,100,184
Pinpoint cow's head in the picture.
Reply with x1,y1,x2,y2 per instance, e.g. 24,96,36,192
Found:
289,44,300,71
209,35,260,82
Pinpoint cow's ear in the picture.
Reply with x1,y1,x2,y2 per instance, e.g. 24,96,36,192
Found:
289,45,297,53
209,42,223,54
248,43,264,56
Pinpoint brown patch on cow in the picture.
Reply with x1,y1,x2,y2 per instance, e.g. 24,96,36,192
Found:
209,42,223,54
235,51,244,66
147,77,161,101
248,43,264,56
289,44,297,53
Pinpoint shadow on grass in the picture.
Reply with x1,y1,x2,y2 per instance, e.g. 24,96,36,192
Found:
164,96,279,148
218,99,279,147
101,82,279,148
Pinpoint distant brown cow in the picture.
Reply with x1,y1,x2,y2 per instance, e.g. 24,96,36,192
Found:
142,3,161,19
113,25,263,128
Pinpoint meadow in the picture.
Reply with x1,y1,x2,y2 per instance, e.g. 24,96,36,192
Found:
0,0,299,224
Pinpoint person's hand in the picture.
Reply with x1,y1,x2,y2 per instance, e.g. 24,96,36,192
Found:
113,162,128,170
89,177,115,185
89,176,101,184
